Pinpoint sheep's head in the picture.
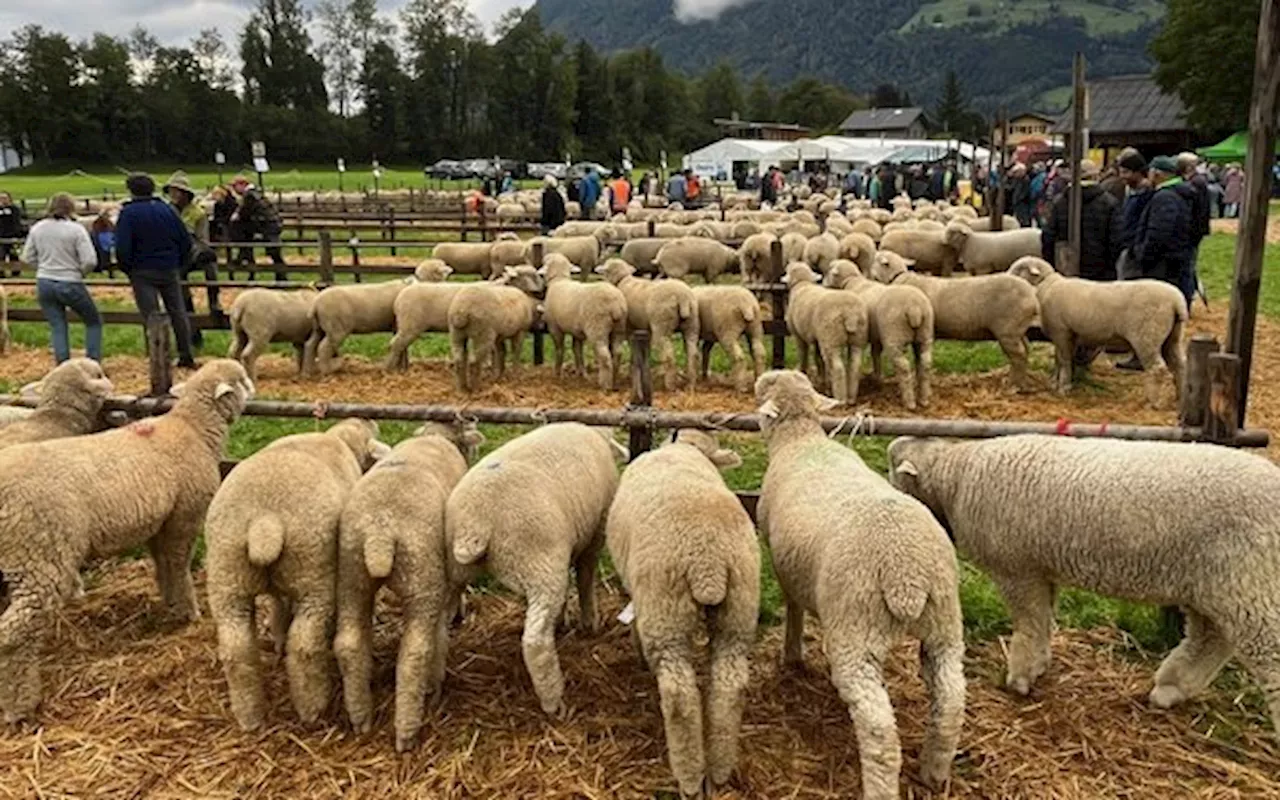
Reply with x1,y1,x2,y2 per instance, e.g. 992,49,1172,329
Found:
871,251,913,284
496,231,520,242
944,220,973,249
27,358,114,418
823,260,862,289
1008,256,1055,287
415,420,486,463
594,259,634,285
592,224,616,242
499,265,545,295
781,262,820,288
886,436,952,529
414,259,453,283
537,254,579,283
667,429,741,470
754,370,839,432
171,359,255,422
330,418,390,471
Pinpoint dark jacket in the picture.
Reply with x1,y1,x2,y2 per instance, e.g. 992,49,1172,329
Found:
115,196,192,274
1132,180,1198,285
1040,183,1123,281
540,187,566,231
1007,174,1033,224
1187,173,1212,245
1119,187,1153,251
761,172,778,205
238,188,281,233
0,204,24,239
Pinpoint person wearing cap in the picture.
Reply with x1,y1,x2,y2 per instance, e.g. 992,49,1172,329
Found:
164,171,220,339
1132,155,1198,304
115,172,197,369
229,176,286,281
1040,159,1123,284
539,174,565,235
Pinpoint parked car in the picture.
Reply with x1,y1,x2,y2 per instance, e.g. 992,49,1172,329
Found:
567,161,608,180
528,162,569,180
425,159,465,179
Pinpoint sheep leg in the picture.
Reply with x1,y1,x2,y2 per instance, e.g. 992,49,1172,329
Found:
1164,330,1186,404
646,643,706,797
211,591,267,730
386,327,418,372
845,342,863,405
998,575,1056,695
1150,611,1234,709
0,565,73,723
827,632,901,800
394,599,437,752
784,602,804,666
705,606,754,787
302,330,322,377
472,331,498,389
228,328,246,360
884,341,916,411
869,339,883,382
748,324,767,382
1136,346,1170,409
551,328,566,378
592,335,614,391
317,331,346,375
293,343,306,375
917,630,966,790
999,333,1032,392
700,339,714,382
796,339,811,383
1235,634,1280,740
334,589,376,734
683,322,700,389
1048,332,1075,394
450,330,468,392
611,331,626,387
493,340,508,381
270,595,293,657
818,340,847,404
654,333,678,391
148,515,202,622
285,596,335,725
521,570,570,716
572,337,586,378
574,541,601,634
914,337,933,409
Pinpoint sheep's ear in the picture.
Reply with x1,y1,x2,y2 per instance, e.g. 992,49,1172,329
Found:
241,377,256,398
902,258,917,268
169,381,187,398
213,382,236,400
710,448,743,470
87,377,114,395
570,265,581,274
757,398,780,419
535,265,547,276
504,266,519,278
19,381,42,399
593,264,607,274
780,273,790,284
369,440,393,461
895,460,920,477
1027,263,1043,277
461,428,486,448
814,393,840,411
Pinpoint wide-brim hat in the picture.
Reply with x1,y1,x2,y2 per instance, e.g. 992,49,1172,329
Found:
162,170,196,198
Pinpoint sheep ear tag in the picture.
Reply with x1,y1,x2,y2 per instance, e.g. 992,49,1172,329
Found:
370,441,393,460
757,399,780,419
169,381,188,398
570,265,581,274
896,460,920,477
617,601,636,625
1029,265,1042,277
815,393,840,411
18,381,42,399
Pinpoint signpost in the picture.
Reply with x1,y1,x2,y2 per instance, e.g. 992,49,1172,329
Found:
337,158,346,193
250,140,268,189
214,151,225,185
622,146,633,176
372,158,382,196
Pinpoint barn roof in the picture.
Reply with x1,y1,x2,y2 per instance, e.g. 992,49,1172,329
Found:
839,107,925,133
1051,74,1189,135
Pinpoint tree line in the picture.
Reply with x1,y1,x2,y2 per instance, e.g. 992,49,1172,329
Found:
0,0,996,170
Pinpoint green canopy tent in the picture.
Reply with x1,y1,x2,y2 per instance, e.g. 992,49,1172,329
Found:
1197,131,1280,162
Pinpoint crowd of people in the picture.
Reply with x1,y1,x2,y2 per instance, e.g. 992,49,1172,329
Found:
12,171,289,369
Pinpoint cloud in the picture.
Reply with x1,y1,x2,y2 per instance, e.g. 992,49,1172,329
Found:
672,0,758,23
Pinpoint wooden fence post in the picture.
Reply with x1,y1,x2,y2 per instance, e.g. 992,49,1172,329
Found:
1063,51,1087,278
769,239,786,369
1178,334,1218,428
1205,352,1242,444
318,231,334,285
532,242,545,366
628,329,653,460
145,313,172,397
993,106,1007,232
295,208,305,257
647,219,656,239
389,207,397,257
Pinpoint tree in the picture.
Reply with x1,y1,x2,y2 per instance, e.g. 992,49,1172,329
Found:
240,0,328,111
487,10,575,160
776,77,860,131
1151,0,1258,132
316,0,358,116
192,28,234,89
933,69,968,134
0,26,86,162
746,73,774,121
699,60,744,123
362,40,405,158
401,0,485,157
572,40,616,162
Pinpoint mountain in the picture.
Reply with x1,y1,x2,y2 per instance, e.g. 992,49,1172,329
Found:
535,0,1165,116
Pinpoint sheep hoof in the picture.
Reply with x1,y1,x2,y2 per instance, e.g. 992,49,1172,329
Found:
1149,684,1188,709
542,698,568,719
395,731,420,753
1006,674,1033,696
919,760,951,792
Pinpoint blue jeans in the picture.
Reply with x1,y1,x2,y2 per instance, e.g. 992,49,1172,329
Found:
37,279,103,363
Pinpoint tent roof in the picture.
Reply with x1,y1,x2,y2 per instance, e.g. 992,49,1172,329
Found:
683,136,991,168
1196,131,1269,162
1051,74,1188,135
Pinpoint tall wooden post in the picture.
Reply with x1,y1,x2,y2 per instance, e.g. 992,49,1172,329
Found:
628,330,653,460
1206,353,1243,444
992,106,1007,232
318,231,335,285
1225,0,1280,426
1060,52,1087,277
145,313,173,397
531,242,545,366
769,239,786,369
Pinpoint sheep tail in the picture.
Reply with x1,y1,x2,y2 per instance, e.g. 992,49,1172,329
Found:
362,512,397,579
687,551,728,607
740,300,757,324
906,303,925,330
246,516,285,568
677,295,695,322
451,522,489,566
880,567,930,622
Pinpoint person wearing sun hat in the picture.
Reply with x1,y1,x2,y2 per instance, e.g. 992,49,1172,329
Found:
164,171,220,336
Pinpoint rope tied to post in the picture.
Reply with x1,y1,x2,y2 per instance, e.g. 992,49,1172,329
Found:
311,401,329,420
530,406,549,426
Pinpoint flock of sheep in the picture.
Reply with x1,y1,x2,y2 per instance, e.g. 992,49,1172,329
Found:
225,191,1188,409
3,357,1280,800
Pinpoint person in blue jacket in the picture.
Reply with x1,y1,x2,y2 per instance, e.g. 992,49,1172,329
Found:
579,167,601,220
115,172,197,368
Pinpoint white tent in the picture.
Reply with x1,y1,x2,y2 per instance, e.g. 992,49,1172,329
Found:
682,136,991,179
682,138,835,179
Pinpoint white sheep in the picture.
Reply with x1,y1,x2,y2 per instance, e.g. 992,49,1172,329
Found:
619,238,668,275
879,227,959,277
944,220,1042,275
228,288,318,381
432,242,495,277
304,278,415,376
524,235,601,271
595,259,699,391
967,214,1022,232
539,254,628,390
334,422,483,752
0,361,254,723
693,285,767,393
802,232,841,276
738,232,781,284
446,423,626,715
206,419,388,731
886,433,1280,735
782,262,868,406
654,238,739,282
1009,256,1186,405
384,266,461,372
756,371,965,800
0,359,112,451
447,265,544,391
824,260,934,410
489,238,528,274
606,430,758,796
871,251,1040,391
779,232,807,265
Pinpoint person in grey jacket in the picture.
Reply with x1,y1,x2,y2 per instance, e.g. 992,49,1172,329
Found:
21,193,102,363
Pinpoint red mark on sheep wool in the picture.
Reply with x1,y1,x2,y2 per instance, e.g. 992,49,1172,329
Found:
130,420,156,437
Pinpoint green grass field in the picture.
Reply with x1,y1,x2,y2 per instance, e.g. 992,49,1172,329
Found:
902,0,1164,36
2,229,1273,717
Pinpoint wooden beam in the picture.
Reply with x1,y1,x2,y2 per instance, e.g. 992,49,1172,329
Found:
1206,352,1243,444
628,330,653,459
144,314,172,397
1178,334,1219,428
993,106,1007,232
1225,0,1280,427
1064,52,1087,278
